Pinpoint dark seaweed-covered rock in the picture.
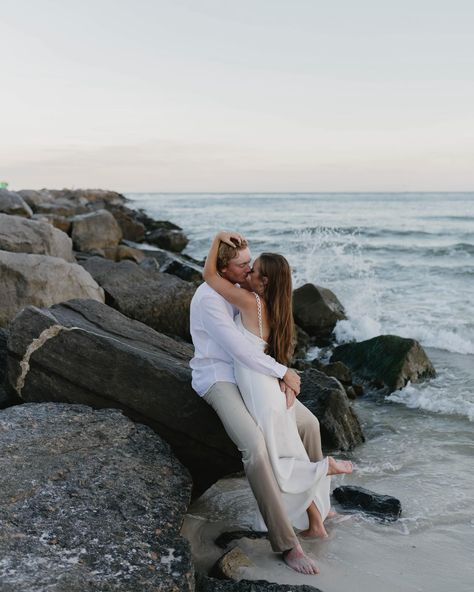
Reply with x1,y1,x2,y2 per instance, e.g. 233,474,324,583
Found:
196,573,322,591
298,369,364,451
331,335,436,393
332,485,402,521
0,403,194,591
292,283,346,345
6,299,242,496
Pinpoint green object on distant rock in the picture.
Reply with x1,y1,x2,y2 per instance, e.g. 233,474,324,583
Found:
0,181,8,189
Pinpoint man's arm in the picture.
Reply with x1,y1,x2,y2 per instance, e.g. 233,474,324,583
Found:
200,295,300,392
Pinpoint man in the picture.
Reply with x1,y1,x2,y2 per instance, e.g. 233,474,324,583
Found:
190,238,324,575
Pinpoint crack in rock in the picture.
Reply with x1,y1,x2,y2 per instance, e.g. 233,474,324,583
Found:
16,324,76,397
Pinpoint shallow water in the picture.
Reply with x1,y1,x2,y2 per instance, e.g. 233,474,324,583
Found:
128,192,474,589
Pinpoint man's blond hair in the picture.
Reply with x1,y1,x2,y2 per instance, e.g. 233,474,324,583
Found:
217,238,249,271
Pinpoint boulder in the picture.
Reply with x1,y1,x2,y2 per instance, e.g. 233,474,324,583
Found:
196,574,322,592
71,209,122,253
0,250,104,327
0,189,33,217
0,213,75,261
210,546,254,580
0,402,194,591
146,226,189,252
313,360,353,385
18,189,55,208
292,283,346,345
50,188,126,207
138,246,204,283
6,299,242,495
333,485,402,522
330,335,436,393
104,204,146,241
291,325,311,363
134,210,189,252
80,256,195,340
298,369,364,451
32,213,72,233
35,200,88,217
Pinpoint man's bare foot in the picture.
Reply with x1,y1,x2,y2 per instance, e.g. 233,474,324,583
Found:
282,543,320,575
299,523,328,539
327,456,353,476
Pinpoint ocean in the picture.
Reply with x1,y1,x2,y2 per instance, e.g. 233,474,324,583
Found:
127,192,474,591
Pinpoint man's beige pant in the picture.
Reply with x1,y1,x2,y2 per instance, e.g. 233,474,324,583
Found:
203,381,324,552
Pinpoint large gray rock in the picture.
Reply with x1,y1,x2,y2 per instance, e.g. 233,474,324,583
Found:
292,283,346,345
35,200,88,217
0,189,33,217
0,250,104,327
104,204,146,242
137,245,204,283
134,210,189,252
71,209,123,253
6,299,241,495
50,188,126,207
0,403,194,591
0,213,75,261
18,188,55,209
298,368,365,451
330,335,436,393
80,256,195,340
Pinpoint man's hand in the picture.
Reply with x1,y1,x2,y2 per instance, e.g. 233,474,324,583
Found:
279,380,297,408
282,368,301,395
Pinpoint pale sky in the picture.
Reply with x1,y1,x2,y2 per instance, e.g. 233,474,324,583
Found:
1,0,474,192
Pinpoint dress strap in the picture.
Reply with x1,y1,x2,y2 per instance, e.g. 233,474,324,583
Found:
254,292,264,339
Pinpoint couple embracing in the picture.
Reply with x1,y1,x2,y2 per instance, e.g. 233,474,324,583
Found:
190,231,352,575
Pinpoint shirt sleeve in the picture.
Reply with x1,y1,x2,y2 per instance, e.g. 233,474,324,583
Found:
200,295,288,379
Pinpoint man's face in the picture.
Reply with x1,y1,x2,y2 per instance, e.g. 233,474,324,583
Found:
221,247,252,284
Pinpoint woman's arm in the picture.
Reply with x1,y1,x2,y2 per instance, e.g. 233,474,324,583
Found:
203,231,255,311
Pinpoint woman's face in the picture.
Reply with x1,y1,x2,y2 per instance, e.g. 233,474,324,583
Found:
248,257,265,294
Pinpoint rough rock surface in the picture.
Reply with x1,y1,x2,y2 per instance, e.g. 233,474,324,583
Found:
0,189,33,217
0,213,75,261
333,485,402,521
71,209,123,253
0,250,104,327
6,299,241,495
292,283,346,345
80,256,195,340
34,200,88,217
210,547,254,580
298,369,365,451
134,211,189,252
32,212,72,233
196,574,321,592
331,334,436,393
104,204,146,241
138,245,204,283
0,403,194,591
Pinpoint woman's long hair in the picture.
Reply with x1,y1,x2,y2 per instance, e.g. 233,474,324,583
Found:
259,253,295,365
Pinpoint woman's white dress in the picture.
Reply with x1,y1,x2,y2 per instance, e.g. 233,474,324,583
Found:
234,302,331,531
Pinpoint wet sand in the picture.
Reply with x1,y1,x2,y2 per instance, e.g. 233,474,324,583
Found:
182,473,474,592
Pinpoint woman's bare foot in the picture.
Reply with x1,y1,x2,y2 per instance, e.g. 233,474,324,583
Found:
300,501,328,539
282,543,320,575
326,509,339,519
327,456,353,476
299,523,328,539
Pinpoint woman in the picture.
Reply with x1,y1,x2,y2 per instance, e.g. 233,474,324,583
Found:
203,230,352,538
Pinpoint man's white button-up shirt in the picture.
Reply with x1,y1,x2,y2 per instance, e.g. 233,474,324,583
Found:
190,283,287,396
